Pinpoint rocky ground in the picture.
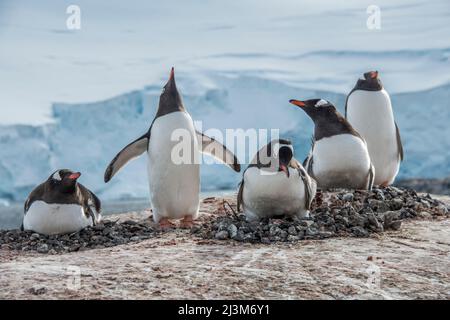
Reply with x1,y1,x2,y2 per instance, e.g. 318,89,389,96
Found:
0,187,449,299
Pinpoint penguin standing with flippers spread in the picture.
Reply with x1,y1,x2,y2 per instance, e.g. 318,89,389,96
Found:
345,71,403,186
104,68,240,229
23,169,102,235
289,99,375,190
237,139,316,221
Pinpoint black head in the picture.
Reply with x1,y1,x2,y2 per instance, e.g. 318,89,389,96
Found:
353,70,383,91
289,99,360,141
47,169,81,194
289,99,338,122
254,139,294,177
156,67,185,118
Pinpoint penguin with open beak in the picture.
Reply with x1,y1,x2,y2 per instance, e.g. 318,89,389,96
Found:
237,139,316,221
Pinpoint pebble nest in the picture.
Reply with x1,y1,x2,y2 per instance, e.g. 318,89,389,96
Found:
195,186,449,243
0,187,449,253
0,220,157,254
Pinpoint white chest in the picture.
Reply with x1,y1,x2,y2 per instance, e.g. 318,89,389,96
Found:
242,167,307,218
147,111,200,219
347,90,396,142
346,90,400,184
313,134,370,174
23,201,92,235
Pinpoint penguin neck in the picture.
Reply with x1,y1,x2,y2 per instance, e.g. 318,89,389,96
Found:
314,116,361,141
155,102,186,118
354,78,383,91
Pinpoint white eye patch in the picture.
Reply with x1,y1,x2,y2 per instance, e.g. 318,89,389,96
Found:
315,99,328,107
52,171,62,181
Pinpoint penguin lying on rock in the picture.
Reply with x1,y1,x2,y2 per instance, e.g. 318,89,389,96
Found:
237,139,316,221
104,68,240,229
22,169,101,235
345,70,403,186
289,99,375,190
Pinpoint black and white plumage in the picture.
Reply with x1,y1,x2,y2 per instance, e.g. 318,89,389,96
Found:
290,99,375,190
104,68,240,228
237,139,316,221
22,169,101,235
345,71,403,186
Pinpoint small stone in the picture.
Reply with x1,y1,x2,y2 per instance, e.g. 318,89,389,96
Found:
368,200,390,213
351,226,369,237
438,204,449,215
130,236,140,242
287,226,297,235
269,225,281,237
383,210,401,228
305,227,318,237
368,213,384,232
234,230,245,241
227,224,238,239
214,230,229,240
37,244,49,254
69,244,81,252
342,193,354,202
389,198,404,211
387,220,402,231
28,287,47,295
30,233,40,240
318,231,333,238
417,211,432,219
287,235,298,242
93,224,105,231
299,220,314,228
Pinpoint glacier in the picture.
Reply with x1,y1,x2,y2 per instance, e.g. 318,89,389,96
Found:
0,72,449,202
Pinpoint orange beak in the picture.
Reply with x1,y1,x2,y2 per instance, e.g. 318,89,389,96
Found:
68,172,81,180
370,71,378,79
279,164,290,178
289,99,306,108
169,67,175,81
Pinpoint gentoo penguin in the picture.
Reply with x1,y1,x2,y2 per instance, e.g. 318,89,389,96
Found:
22,169,102,235
345,71,403,186
104,68,240,229
237,139,316,221
289,99,375,190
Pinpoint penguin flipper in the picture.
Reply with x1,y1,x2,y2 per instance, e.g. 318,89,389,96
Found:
395,122,404,161
78,183,102,214
23,183,45,214
367,163,375,191
237,179,244,212
290,158,315,210
196,131,241,172
104,133,149,183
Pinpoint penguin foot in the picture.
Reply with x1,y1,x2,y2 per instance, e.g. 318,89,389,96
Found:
158,218,176,230
180,216,195,229
380,181,390,187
